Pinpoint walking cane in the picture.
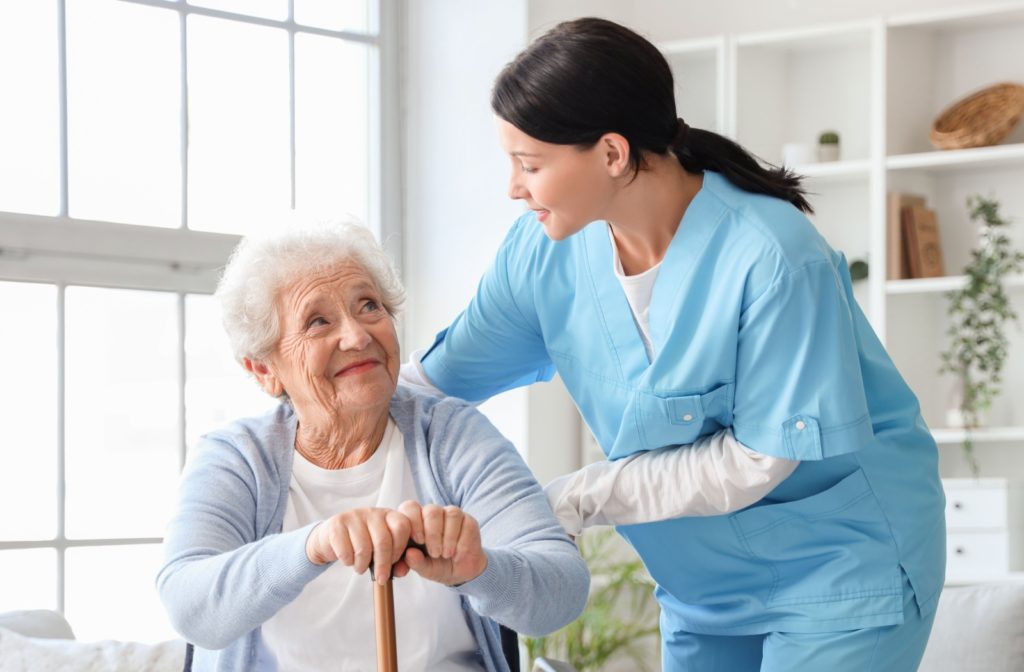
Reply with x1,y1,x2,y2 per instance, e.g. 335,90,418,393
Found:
370,541,428,672
370,565,398,672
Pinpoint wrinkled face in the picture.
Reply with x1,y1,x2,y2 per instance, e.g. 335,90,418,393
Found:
497,118,616,241
260,263,399,423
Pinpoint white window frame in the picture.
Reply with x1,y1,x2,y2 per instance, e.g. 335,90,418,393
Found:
0,0,402,619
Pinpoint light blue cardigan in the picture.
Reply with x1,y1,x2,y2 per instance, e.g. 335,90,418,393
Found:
156,385,589,671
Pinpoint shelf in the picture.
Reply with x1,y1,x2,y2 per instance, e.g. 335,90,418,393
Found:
887,274,1024,296
733,21,873,49
889,3,1024,31
945,571,1024,587
933,427,1024,444
658,37,724,55
887,143,1024,173
792,159,870,182
733,20,872,171
661,37,725,135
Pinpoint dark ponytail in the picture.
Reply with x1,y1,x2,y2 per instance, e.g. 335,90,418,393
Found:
491,18,813,214
672,121,812,214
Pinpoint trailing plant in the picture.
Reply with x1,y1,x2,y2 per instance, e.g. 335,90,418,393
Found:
522,529,660,671
939,195,1024,476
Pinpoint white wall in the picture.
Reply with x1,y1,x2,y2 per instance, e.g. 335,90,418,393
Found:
401,0,527,353
401,0,581,479
528,0,1024,40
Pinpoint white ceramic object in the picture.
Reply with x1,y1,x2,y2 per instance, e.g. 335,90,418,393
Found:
781,142,814,167
817,143,840,162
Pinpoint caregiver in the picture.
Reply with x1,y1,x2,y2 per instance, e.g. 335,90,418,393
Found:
404,17,946,672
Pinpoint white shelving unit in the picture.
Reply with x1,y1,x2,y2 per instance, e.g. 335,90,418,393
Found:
660,3,1024,579
933,427,1024,445
887,273,1024,295
659,37,727,135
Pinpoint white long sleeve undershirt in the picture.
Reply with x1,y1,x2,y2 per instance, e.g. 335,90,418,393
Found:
543,429,797,535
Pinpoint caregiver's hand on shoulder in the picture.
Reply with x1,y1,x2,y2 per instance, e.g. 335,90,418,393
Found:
392,500,487,586
305,507,412,583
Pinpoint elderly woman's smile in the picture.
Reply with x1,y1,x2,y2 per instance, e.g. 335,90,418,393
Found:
335,359,382,377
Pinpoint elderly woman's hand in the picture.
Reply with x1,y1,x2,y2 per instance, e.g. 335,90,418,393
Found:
305,508,412,583
392,500,488,586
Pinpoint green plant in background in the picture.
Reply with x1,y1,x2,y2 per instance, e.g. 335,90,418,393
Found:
849,258,869,282
939,195,1024,476
818,130,840,145
522,529,660,671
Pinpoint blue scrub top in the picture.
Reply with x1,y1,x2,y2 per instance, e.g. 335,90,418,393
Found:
422,171,945,635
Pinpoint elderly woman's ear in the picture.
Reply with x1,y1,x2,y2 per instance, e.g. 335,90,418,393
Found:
244,357,284,397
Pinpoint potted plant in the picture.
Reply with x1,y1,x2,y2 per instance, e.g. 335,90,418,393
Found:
522,529,660,671
849,257,869,283
817,130,840,162
939,195,1024,476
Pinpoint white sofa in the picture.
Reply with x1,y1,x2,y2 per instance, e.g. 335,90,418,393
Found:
918,582,1024,672
0,609,185,672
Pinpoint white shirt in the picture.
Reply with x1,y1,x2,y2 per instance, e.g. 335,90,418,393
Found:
609,224,661,361
261,419,480,672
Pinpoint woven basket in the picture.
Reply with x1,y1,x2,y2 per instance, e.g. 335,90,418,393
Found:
929,82,1024,150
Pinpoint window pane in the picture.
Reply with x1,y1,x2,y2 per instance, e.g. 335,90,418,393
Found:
0,549,57,612
66,544,176,643
187,0,287,21
66,0,181,227
185,294,277,448
0,283,57,540
295,0,372,33
187,16,290,235
64,288,179,539
295,35,369,225
0,0,59,215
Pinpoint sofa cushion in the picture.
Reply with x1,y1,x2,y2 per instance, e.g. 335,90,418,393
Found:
0,610,75,640
0,626,185,672
919,582,1024,672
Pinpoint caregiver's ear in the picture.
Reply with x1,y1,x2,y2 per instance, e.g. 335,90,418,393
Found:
598,132,632,178
244,357,283,397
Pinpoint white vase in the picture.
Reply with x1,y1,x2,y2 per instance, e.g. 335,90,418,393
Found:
945,379,988,429
817,144,840,162
782,142,814,167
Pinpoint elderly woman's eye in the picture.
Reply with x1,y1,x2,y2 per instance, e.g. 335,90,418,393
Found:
306,316,329,329
362,299,382,313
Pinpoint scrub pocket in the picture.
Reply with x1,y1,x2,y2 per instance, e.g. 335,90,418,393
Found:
729,469,903,610
619,383,733,456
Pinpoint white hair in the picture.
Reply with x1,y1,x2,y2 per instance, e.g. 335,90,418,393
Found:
215,221,405,364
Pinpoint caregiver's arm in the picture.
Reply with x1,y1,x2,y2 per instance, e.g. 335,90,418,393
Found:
546,430,798,536
402,354,797,534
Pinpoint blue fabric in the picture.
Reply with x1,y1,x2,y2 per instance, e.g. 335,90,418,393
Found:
421,171,945,638
661,572,936,671
156,385,589,671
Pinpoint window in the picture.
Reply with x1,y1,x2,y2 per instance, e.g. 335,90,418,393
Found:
0,0,393,642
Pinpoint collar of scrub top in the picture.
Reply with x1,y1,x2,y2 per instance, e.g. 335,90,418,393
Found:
579,170,727,381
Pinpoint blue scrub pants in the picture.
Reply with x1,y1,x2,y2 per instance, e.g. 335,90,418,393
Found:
661,577,937,671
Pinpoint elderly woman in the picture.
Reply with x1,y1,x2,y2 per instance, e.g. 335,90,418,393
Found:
156,223,589,671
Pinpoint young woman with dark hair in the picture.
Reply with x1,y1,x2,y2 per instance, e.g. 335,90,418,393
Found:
404,17,944,671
